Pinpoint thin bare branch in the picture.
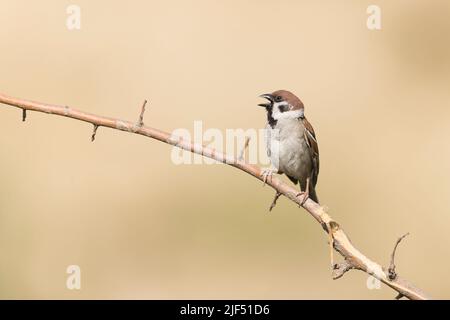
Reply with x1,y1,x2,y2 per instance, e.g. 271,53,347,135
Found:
388,232,410,280
395,293,405,300
0,92,431,300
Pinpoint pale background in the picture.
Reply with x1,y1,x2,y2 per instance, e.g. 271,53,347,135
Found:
0,0,449,299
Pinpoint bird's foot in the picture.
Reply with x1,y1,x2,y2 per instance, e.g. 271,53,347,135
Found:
296,191,309,206
296,177,311,206
261,168,277,186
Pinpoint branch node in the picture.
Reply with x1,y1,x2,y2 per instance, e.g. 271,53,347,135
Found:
388,232,410,280
138,99,148,127
269,191,282,211
395,293,405,300
332,261,353,280
329,220,340,232
22,109,27,122
91,124,99,142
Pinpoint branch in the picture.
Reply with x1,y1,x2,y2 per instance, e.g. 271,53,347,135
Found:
0,92,431,300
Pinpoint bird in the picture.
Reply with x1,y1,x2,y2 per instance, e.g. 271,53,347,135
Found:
258,90,320,204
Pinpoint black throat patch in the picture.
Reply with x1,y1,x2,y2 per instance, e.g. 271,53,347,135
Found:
267,111,277,128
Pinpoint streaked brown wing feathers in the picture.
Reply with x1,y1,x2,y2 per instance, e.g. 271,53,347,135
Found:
302,117,320,187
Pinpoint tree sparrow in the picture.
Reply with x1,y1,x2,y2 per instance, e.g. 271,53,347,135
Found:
258,90,320,204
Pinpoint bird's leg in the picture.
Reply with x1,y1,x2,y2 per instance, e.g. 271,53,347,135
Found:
296,177,310,206
260,166,279,186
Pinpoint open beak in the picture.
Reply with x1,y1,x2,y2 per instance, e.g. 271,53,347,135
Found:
258,93,274,108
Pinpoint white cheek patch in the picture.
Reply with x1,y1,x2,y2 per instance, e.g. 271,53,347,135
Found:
272,102,304,120
270,102,286,119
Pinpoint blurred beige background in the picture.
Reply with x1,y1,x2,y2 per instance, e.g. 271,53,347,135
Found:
0,0,449,299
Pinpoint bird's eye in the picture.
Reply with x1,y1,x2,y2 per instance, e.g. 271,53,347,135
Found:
275,96,283,102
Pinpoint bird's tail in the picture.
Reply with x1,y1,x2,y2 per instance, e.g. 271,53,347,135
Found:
309,186,319,204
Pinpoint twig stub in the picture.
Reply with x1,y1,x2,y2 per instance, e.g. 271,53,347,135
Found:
269,191,282,211
138,100,147,127
22,109,26,122
91,124,99,142
388,232,410,280
238,136,251,161
327,221,340,269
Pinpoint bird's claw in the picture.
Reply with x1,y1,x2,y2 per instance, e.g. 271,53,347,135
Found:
296,191,309,206
261,168,276,186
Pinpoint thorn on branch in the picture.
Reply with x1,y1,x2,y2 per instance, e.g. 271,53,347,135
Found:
22,109,26,122
332,261,353,280
395,293,405,300
269,191,282,211
388,232,410,280
138,100,148,127
91,124,99,142
238,136,251,161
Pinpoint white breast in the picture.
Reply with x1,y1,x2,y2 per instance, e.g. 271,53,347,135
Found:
265,118,312,181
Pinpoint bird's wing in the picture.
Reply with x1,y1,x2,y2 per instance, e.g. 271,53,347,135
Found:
302,117,320,187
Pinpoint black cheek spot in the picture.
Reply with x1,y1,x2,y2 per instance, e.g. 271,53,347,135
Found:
279,105,290,113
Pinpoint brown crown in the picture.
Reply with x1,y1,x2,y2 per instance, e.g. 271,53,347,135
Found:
272,90,304,110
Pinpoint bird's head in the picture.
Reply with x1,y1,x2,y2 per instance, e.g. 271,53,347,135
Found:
258,90,304,120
